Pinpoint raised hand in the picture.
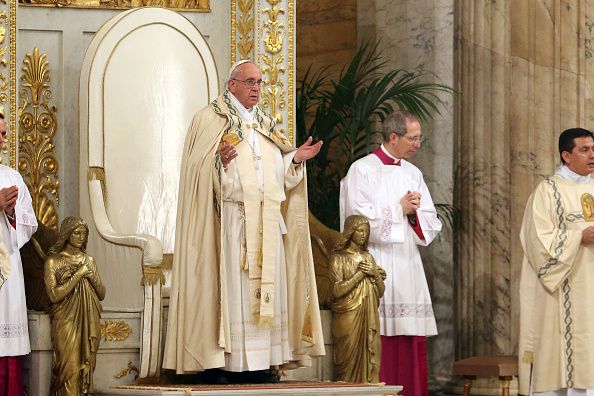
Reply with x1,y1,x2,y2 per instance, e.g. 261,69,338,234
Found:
218,141,238,169
293,136,323,163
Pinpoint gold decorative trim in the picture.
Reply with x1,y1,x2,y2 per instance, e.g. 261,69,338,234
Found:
88,166,107,203
141,266,165,286
18,0,210,12
0,5,7,132
287,0,294,143
100,320,132,342
87,166,105,182
231,0,236,64
261,0,286,133
7,0,15,167
114,361,139,380
231,0,254,63
162,253,173,270
18,47,59,229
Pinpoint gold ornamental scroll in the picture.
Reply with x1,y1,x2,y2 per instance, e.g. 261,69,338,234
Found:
18,48,59,229
231,0,294,144
231,0,255,63
0,0,16,167
101,320,132,342
258,0,293,143
18,0,209,12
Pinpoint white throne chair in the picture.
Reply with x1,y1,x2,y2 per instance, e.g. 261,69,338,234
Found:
78,7,219,386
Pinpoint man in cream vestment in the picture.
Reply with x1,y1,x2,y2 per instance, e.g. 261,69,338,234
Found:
163,61,325,376
520,128,594,395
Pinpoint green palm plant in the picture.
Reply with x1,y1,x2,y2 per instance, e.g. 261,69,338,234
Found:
297,40,454,230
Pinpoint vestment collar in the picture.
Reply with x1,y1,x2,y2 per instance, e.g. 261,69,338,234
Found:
374,144,401,165
210,91,294,153
228,91,254,122
555,164,591,184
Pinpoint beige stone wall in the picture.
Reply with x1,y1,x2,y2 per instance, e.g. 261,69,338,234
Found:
456,0,594,361
296,0,357,81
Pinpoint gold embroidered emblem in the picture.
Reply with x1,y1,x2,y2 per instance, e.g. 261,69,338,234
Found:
581,193,594,221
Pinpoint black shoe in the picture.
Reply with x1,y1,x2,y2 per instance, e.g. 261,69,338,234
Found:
245,369,280,384
201,368,232,384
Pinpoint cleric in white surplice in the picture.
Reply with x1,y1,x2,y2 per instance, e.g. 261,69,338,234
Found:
0,114,38,395
339,110,441,396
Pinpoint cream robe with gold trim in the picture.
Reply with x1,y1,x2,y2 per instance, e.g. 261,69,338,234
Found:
519,174,594,394
163,91,325,373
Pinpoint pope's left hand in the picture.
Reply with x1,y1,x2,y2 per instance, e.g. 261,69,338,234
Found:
293,136,323,163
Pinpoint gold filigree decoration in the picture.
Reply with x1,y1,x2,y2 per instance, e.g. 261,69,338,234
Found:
8,0,15,167
100,320,132,342
231,0,254,63
287,0,294,144
18,48,59,229
18,0,209,12
0,3,8,163
114,361,139,380
261,0,286,133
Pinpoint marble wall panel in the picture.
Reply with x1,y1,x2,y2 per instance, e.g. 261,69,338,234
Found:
534,1,555,66
296,0,357,81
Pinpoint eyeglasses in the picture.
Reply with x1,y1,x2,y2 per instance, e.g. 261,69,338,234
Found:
402,134,425,143
232,78,263,88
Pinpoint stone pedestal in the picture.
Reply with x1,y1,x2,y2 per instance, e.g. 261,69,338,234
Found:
26,312,52,396
27,310,143,395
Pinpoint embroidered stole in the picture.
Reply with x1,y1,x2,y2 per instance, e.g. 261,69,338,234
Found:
211,92,284,327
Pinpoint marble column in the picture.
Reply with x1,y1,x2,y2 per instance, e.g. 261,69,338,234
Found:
456,0,594,362
296,0,357,82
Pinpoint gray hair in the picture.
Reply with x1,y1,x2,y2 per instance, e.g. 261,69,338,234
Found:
381,110,419,142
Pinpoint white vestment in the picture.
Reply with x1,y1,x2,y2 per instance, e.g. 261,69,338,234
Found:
0,165,38,356
339,146,442,336
220,93,301,371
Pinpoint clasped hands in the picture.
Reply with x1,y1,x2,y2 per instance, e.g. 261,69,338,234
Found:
76,261,96,279
582,226,594,244
218,136,323,169
358,260,384,280
400,190,421,215
0,185,17,217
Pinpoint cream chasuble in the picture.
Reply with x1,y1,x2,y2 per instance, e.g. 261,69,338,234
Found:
519,168,594,394
163,91,325,374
